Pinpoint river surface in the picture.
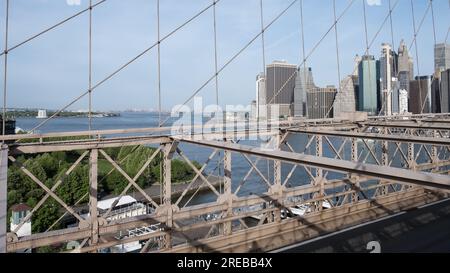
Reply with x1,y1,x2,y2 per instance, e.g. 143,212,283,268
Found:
15,112,416,206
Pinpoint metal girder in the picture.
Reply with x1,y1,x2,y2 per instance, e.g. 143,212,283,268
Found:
12,151,89,234
161,188,435,253
0,146,7,253
9,156,86,223
99,149,160,208
4,173,427,253
9,136,170,155
289,129,450,146
361,121,450,130
175,138,450,191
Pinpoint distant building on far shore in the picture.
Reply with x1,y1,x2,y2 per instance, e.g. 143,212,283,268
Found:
358,55,380,115
409,76,432,114
0,117,16,135
440,69,450,113
334,75,357,117
36,109,48,119
307,85,337,119
265,60,297,117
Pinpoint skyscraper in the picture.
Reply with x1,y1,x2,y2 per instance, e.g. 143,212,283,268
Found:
379,43,398,115
333,75,357,117
441,69,450,113
294,67,316,117
431,77,441,113
409,76,432,114
398,40,414,81
397,40,414,103
358,55,380,115
265,61,297,117
398,89,409,114
255,73,266,119
435,43,450,72
391,79,400,114
307,86,337,119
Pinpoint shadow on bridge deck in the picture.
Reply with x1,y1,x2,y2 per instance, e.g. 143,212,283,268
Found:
277,199,450,253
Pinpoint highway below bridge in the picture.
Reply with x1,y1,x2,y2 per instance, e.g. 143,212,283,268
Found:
274,199,450,253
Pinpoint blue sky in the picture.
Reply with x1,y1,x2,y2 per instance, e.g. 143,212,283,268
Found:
0,0,449,111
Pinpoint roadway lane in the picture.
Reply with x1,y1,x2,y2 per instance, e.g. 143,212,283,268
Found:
275,199,450,253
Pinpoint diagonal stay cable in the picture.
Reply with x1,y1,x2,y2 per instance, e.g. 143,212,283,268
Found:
327,0,404,118
408,0,432,51
30,0,222,133
376,0,432,116
0,0,108,58
267,0,356,106
161,0,300,127
2,0,10,142
445,26,450,44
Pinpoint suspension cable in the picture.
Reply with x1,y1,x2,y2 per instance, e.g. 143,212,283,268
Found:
376,0,397,116
213,0,219,114
362,0,370,54
327,0,341,119
361,0,376,115
259,0,269,183
88,0,93,132
408,1,432,51
30,0,222,133
157,0,162,127
325,0,401,119
299,0,307,117
2,0,9,141
409,0,425,114
260,0,267,77
333,0,341,93
267,0,356,106
212,0,221,193
430,0,437,46
445,26,450,44
0,0,108,58
161,0,300,127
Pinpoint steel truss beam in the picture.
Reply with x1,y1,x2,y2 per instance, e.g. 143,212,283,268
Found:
175,138,450,191
160,188,439,253
289,129,450,146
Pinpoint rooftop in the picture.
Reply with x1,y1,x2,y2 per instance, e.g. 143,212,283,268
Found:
97,195,137,211
11,203,31,212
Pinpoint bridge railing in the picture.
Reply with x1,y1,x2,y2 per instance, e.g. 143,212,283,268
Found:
1,119,450,253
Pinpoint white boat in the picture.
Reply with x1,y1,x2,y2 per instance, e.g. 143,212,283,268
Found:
250,201,332,221
36,110,47,119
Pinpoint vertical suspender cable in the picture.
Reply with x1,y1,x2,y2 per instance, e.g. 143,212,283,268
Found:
430,0,437,46
259,0,267,77
377,0,397,117
389,0,396,115
88,0,93,132
362,0,374,116
429,0,442,113
330,0,341,119
2,0,9,141
388,0,396,52
362,0,370,55
212,0,222,194
445,26,450,45
156,0,163,204
259,0,270,185
410,0,424,114
213,0,219,115
299,0,307,118
157,0,162,127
